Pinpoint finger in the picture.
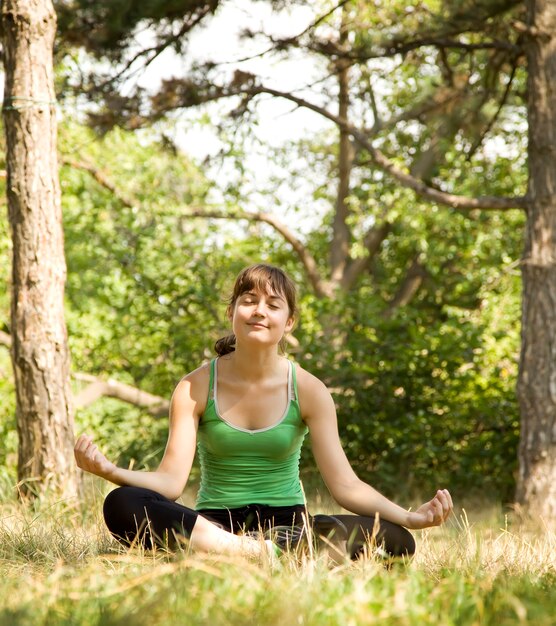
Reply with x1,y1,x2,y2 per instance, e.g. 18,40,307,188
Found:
418,501,433,525
438,489,453,520
74,441,89,458
84,438,98,456
436,490,451,516
75,434,93,453
430,497,443,524
74,434,87,451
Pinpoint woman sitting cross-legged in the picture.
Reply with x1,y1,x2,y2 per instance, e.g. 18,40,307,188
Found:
74,263,453,561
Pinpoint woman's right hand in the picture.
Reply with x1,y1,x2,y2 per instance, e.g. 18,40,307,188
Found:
74,434,117,479
406,489,453,529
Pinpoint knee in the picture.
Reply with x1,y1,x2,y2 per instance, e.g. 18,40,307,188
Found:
103,486,149,535
350,519,416,560
104,486,139,516
398,528,416,558
381,522,415,558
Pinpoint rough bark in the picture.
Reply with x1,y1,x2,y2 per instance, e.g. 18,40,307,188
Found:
516,0,556,520
330,13,354,284
2,0,78,498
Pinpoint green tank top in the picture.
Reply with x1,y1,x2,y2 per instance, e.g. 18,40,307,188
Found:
195,358,308,509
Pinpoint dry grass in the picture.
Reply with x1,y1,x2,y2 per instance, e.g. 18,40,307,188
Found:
0,492,554,625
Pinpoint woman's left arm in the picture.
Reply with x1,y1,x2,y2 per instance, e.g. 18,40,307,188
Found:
298,368,453,530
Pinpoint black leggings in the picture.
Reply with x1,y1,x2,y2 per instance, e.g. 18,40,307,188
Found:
103,486,415,558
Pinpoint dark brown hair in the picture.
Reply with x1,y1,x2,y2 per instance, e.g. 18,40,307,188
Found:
215,264,298,356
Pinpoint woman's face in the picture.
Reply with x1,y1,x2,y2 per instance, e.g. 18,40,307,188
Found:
230,287,294,349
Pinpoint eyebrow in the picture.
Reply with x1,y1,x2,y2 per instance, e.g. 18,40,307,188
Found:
243,291,285,301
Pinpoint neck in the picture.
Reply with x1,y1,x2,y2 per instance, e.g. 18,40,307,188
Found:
226,346,283,381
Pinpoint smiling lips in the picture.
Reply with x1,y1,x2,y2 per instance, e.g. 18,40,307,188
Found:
248,322,268,329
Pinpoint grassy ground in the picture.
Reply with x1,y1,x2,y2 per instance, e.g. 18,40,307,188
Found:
0,488,554,626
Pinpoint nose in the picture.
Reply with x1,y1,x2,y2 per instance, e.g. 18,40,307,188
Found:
253,299,267,316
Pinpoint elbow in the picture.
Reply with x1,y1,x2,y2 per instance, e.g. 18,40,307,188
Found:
332,493,355,511
328,477,361,508
167,482,187,502
164,488,183,502
159,474,187,501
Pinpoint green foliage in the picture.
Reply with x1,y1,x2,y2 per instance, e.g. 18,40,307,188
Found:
0,142,15,490
295,202,523,500
314,296,519,501
58,123,234,465
1,119,525,501
55,0,220,56
60,123,216,392
0,0,531,504
0,203,9,326
0,355,16,492
75,399,169,471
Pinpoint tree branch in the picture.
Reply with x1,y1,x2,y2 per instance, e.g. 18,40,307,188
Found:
309,37,522,61
64,158,333,295
250,84,526,211
63,159,135,207
158,74,524,210
73,373,169,418
0,334,170,417
341,221,392,291
466,56,519,160
186,208,333,298
150,64,500,194
382,256,428,317
83,8,216,93
264,0,523,62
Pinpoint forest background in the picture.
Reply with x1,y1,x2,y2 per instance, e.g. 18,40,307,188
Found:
3,3,556,624
0,0,528,507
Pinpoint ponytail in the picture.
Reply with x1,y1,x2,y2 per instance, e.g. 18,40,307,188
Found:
215,333,236,356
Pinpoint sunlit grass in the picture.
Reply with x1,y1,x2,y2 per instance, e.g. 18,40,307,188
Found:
0,490,555,625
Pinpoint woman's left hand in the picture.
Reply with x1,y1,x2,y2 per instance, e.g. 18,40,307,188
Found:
406,489,453,529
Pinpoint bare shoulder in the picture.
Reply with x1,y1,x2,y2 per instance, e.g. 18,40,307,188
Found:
295,363,327,392
294,363,335,419
171,361,211,417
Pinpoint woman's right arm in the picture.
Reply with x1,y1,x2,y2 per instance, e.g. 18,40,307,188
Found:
74,364,209,501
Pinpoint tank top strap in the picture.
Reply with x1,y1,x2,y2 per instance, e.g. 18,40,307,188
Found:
289,360,299,403
208,358,217,401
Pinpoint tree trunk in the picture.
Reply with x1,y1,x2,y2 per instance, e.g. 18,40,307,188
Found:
516,0,556,520
330,11,354,285
2,0,78,498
